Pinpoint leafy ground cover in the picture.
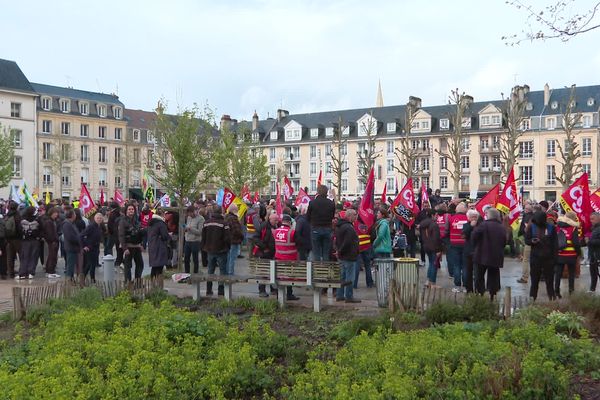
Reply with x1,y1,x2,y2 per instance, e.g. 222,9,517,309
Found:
0,289,599,399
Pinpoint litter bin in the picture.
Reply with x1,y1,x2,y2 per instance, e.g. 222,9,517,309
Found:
374,257,420,308
103,254,115,282
373,258,396,307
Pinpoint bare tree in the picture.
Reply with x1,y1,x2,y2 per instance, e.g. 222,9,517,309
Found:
357,111,381,186
500,85,529,179
435,89,473,197
503,0,600,45
46,135,75,197
0,124,15,189
122,135,143,195
394,97,419,182
330,116,349,201
556,85,583,189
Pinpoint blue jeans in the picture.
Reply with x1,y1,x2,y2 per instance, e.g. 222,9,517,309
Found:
354,249,374,288
207,252,228,293
311,227,332,261
374,252,390,258
227,244,240,275
66,251,78,278
184,241,200,273
448,246,466,287
337,260,357,300
426,251,438,284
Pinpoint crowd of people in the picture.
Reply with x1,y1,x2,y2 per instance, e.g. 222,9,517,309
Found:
0,184,599,304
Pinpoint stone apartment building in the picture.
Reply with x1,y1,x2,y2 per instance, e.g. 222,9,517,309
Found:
0,59,38,199
234,83,600,202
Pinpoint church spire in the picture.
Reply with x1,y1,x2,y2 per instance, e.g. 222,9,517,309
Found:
376,79,384,107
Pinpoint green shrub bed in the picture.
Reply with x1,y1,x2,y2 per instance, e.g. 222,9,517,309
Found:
0,291,598,399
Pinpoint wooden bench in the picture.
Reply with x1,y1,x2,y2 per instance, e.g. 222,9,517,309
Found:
248,259,352,312
189,273,251,302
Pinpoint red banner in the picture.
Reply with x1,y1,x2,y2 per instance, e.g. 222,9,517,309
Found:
283,176,294,201
495,167,521,226
420,182,430,208
79,183,97,218
560,173,592,234
380,182,387,205
240,184,251,203
222,187,236,211
391,178,419,228
253,191,260,203
276,182,283,218
295,188,310,207
99,188,105,206
590,188,600,213
358,168,375,228
317,170,322,188
114,189,124,207
476,183,500,218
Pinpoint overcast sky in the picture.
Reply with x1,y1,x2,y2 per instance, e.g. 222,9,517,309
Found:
3,0,600,121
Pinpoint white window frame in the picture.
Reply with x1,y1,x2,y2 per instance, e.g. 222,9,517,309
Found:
41,96,51,111
80,124,89,137
269,147,276,161
79,102,89,115
386,140,394,155
98,168,107,187
115,127,122,140
98,146,107,163
42,120,52,134
10,102,21,118
546,139,556,157
42,142,52,160
113,106,122,119
285,128,301,141
491,114,501,125
97,104,107,118
13,156,22,177
133,129,140,142
310,128,318,138
546,165,556,185
480,115,490,126
43,166,52,185
11,129,22,148
59,98,70,113
520,166,533,186
80,144,89,162
439,118,449,130
583,115,592,128
325,127,334,137
460,155,470,171
80,168,89,185
387,122,396,133
270,131,278,140
440,176,448,190
582,137,592,156
61,122,70,135
98,126,106,139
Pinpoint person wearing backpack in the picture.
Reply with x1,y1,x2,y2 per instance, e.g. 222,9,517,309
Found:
554,211,581,298
525,210,558,301
17,206,42,280
4,201,22,278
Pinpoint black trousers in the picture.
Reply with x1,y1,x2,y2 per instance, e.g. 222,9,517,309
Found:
474,264,500,298
590,261,599,291
530,260,555,300
554,260,576,296
123,247,144,282
465,254,474,293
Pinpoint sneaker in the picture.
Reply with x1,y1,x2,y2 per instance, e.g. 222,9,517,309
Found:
28,274,34,280
451,287,461,293
517,278,528,284
345,298,362,303
258,292,269,298
15,275,25,280
46,273,61,279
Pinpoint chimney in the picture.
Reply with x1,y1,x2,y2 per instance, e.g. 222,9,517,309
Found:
544,83,550,106
220,114,232,131
277,109,289,122
408,96,422,109
252,110,259,130
156,101,164,114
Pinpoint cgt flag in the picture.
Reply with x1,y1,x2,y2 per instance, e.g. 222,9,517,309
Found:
560,173,593,234
114,189,124,206
358,168,376,229
476,183,501,218
590,188,600,213
283,176,294,201
295,188,310,207
495,167,521,226
79,183,97,218
391,178,420,228
222,187,248,220
240,184,251,203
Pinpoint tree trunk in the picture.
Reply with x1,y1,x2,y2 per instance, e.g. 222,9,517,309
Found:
453,176,459,198
178,203,185,272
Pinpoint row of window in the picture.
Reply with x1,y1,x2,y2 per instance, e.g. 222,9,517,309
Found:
519,164,592,186
40,142,160,166
41,120,124,140
41,166,141,188
39,97,122,119
518,138,593,158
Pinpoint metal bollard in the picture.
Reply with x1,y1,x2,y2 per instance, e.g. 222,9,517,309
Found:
103,254,115,282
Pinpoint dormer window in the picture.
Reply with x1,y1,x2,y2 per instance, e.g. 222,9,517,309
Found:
491,115,501,125
387,122,396,133
551,101,558,110
113,106,122,119
325,127,334,137
285,128,301,141
342,126,350,136
97,104,107,117
252,132,259,143
41,97,51,111
147,130,155,144
133,129,140,142
270,131,278,140
461,117,471,129
587,98,595,107
59,99,70,113
79,102,89,115
526,102,533,111
310,128,318,138
440,118,449,130
481,116,490,126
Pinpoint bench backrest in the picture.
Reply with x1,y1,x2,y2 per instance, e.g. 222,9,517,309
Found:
249,259,341,282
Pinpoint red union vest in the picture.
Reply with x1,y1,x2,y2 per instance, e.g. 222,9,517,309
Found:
354,220,371,252
449,213,468,246
436,213,449,238
558,225,578,258
274,225,298,261
246,214,256,234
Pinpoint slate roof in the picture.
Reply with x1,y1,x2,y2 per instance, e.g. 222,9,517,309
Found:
233,84,600,144
124,109,156,130
0,59,35,94
31,83,124,107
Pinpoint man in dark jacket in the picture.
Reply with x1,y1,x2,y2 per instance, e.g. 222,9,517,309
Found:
587,212,600,292
62,209,81,281
335,209,361,303
225,204,244,275
41,207,61,278
253,212,278,297
307,184,335,261
106,203,123,266
294,203,312,261
201,205,231,296
4,201,22,278
419,209,442,287
517,204,534,283
119,204,144,283
81,212,104,283
472,207,507,299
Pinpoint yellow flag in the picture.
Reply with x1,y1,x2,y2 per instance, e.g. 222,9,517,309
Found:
232,197,248,220
45,191,51,205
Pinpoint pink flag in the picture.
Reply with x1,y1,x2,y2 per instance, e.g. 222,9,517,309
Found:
222,187,236,211
295,188,310,207
283,176,294,201
79,183,97,218
391,178,419,228
358,168,375,228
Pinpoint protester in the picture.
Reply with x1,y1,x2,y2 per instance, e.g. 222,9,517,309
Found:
588,212,600,292
253,212,278,297
183,205,204,274
472,207,507,300
462,209,481,293
106,202,123,266
62,209,81,282
165,206,180,268
554,211,581,297
447,202,468,292
372,207,392,258
419,209,442,287
335,209,361,303
307,184,335,261
201,205,231,296
139,204,153,250
225,203,244,275
353,214,374,288
5,201,22,278
41,207,60,278
434,204,450,276
525,210,557,301
16,206,41,280
0,213,6,280
119,203,145,283
81,212,104,283
273,214,300,301
294,203,312,261
147,209,170,277
517,204,534,283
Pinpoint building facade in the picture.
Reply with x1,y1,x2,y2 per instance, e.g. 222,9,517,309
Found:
237,83,600,202
124,108,159,198
0,59,38,199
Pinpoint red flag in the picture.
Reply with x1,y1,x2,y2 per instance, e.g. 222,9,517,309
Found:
240,184,251,203
590,188,600,213
475,183,500,218
495,167,521,226
560,173,593,234
380,182,387,205
99,188,105,206
253,191,260,203
222,187,236,211
276,182,283,218
295,188,310,207
79,183,97,218
317,170,323,188
420,182,430,208
391,178,419,228
358,168,376,228
283,176,294,201
114,189,124,207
